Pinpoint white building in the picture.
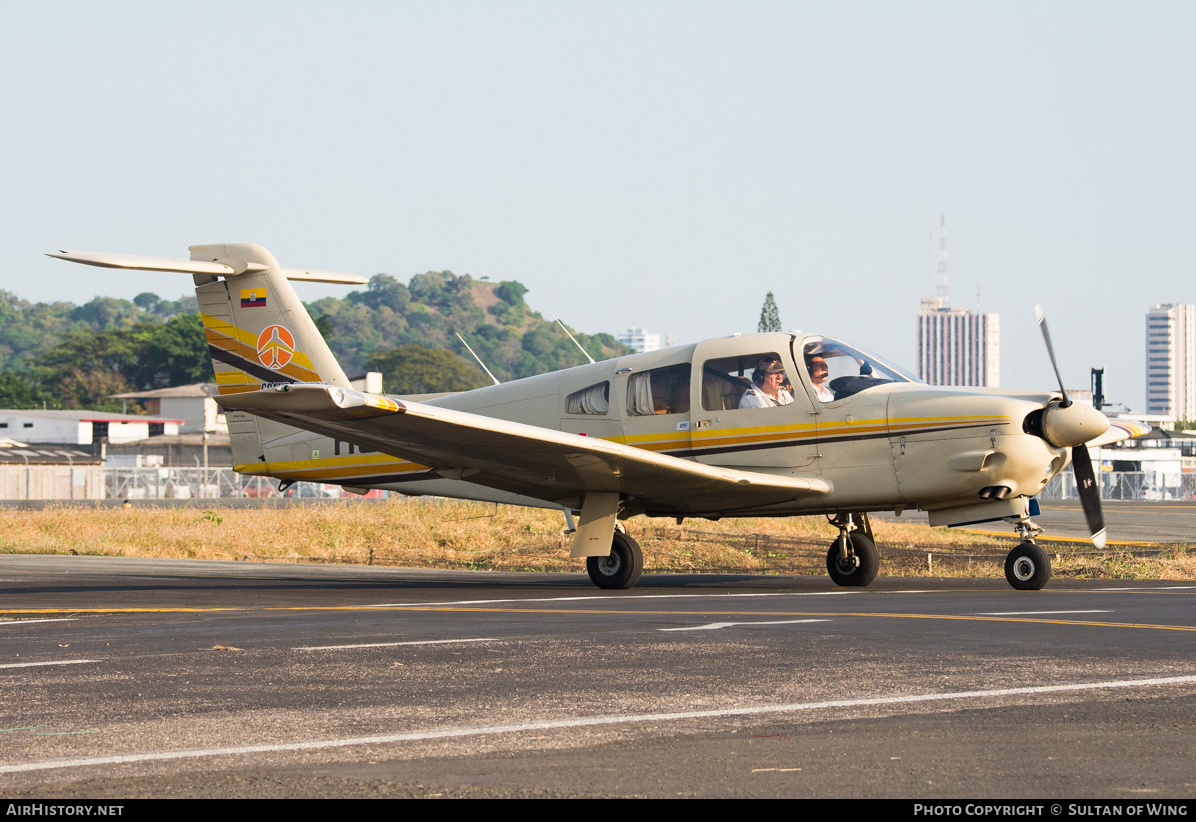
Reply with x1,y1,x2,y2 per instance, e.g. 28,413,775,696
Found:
1145,304,1195,420
0,410,182,445
110,383,226,434
618,327,663,354
916,297,1000,387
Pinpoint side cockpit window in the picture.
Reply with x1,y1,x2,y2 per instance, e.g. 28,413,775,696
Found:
800,337,917,402
701,353,793,410
626,364,691,416
565,381,610,415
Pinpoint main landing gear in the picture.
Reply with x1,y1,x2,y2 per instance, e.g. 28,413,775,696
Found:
586,527,644,590
1003,517,1051,591
826,512,879,587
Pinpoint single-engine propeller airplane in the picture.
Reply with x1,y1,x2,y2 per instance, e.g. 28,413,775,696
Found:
50,243,1148,591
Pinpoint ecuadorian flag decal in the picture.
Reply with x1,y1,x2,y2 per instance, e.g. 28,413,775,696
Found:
240,288,267,308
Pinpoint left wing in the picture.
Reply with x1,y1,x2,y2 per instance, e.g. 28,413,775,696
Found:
219,384,832,515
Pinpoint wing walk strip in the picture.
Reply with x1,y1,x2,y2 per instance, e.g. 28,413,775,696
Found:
3,674,1196,775
1,606,1194,632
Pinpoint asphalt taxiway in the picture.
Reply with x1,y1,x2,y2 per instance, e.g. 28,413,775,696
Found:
2,555,1195,798
877,498,1196,544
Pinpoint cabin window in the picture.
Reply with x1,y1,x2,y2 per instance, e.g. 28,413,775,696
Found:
701,352,789,411
626,364,691,416
565,381,610,415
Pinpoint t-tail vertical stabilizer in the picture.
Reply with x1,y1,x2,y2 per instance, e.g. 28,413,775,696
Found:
189,243,352,396
47,242,368,473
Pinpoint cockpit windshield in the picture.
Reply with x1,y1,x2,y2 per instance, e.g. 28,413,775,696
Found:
797,336,922,402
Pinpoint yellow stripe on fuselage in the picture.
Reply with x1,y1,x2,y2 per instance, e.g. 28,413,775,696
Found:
234,412,1013,484
609,415,1009,453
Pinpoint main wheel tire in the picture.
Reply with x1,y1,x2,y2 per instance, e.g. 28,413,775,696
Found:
826,533,879,587
1004,541,1051,590
587,530,644,590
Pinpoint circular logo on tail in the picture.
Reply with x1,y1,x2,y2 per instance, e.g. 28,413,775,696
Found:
256,325,296,369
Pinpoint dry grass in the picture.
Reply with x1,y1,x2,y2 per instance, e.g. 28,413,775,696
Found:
0,499,1192,581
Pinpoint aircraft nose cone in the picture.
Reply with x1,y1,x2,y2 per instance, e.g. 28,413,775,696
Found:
1041,401,1110,448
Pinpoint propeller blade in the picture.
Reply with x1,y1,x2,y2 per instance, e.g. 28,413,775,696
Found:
1071,443,1106,549
1034,304,1071,407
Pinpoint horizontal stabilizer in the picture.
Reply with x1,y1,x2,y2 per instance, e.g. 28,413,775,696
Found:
47,250,368,285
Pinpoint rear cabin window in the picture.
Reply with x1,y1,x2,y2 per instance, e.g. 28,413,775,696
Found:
701,353,789,411
626,364,691,416
565,381,610,415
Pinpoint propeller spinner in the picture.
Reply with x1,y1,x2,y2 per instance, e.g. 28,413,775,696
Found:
1034,304,1108,549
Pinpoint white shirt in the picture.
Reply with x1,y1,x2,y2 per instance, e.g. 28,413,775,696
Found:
812,382,834,402
739,386,794,409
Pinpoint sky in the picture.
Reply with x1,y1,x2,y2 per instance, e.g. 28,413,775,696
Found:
2,1,1193,411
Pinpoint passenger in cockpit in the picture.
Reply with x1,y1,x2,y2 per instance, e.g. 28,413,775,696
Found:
739,357,794,409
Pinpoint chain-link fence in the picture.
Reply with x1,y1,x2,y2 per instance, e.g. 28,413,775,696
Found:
101,468,1196,503
1040,470,1196,501
3,465,1194,502
102,467,350,501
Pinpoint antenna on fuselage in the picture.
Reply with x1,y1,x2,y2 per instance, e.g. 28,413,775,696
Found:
549,313,596,365
454,332,501,385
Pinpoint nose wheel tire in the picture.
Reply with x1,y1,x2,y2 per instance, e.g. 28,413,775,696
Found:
587,530,644,590
826,533,879,587
1004,541,1051,590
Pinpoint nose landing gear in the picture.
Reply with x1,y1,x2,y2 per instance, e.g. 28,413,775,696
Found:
1003,516,1051,590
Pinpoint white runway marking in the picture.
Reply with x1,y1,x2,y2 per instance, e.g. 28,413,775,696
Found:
366,590,853,608
5,673,1194,775
659,619,828,632
977,610,1112,616
295,638,499,651
0,619,77,626
0,659,98,670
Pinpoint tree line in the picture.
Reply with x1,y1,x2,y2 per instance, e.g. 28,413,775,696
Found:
0,273,631,412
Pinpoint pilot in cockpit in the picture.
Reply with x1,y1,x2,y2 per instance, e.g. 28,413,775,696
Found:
805,352,835,402
738,357,794,409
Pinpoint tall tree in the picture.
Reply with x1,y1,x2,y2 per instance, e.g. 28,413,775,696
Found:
758,292,782,333
369,344,489,394
0,372,55,410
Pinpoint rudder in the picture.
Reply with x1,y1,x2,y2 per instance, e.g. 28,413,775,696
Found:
191,243,351,396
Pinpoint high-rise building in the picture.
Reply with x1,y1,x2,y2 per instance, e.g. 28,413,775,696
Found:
917,301,1000,387
915,217,1000,387
1145,304,1195,419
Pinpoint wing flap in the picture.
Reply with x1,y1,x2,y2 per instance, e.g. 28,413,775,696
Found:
219,384,832,512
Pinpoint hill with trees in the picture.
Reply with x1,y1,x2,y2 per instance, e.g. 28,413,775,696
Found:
0,273,630,411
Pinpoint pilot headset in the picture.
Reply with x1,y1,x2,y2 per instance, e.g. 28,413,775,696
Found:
753,358,783,386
